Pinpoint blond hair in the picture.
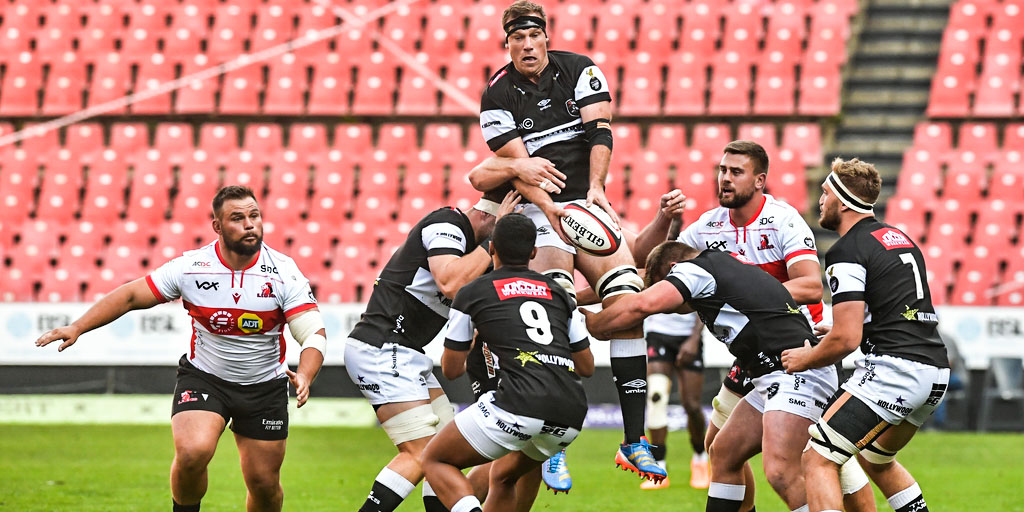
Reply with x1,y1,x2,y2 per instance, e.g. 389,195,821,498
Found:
502,1,547,26
830,157,881,205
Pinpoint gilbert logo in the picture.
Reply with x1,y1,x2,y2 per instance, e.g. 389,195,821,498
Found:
494,278,552,300
871,228,913,249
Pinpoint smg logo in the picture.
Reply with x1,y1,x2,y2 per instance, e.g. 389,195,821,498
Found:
195,281,219,290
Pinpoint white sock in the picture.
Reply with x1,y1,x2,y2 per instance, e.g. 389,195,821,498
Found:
422,480,436,498
376,467,415,498
708,482,746,501
887,482,923,509
791,505,809,512
451,495,482,512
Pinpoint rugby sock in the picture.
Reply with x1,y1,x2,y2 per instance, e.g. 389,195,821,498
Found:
887,482,929,512
650,442,667,466
422,481,448,512
451,495,483,512
172,500,200,512
706,482,745,512
790,506,809,512
611,338,648,443
358,467,415,512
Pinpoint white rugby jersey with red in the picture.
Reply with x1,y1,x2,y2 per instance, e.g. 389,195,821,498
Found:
678,194,824,323
147,241,317,385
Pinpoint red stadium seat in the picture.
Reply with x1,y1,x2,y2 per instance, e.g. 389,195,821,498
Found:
207,5,251,62
37,270,84,303
618,58,663,117
947,0,989,34
199,123,239,161
223,154,266,196
708,55,751,116
798,68,842,116
165,5,205,59
252,4,293,53
36,157,83,228
464,3,506,67
58,221,105,278
0,5,34,57
377,123,418,166
921,243,954,305
752,60,796,115
396,72,440,116
420,123,463,167
169,2,211,36
448,168,480,212
0,54,40,115
288,124,329,164
88,53,130,114
971,200,1018,254
646,124,687,167
440,52,488,116
334,123,374,165
636,2,680,62
692,124,732,157
41,54,85,115
152,221,198,265
679,1,721,57
352,192,398,239
154,123,195,165
912,122,953,154
663,52,707,116
65,123,105,165
883,196,927,242
264,53,307,115
1005,123,1024,150
942,154,987,204
782,123,823,167
0,153,36,227
172,157,219,226
80,159,128,226
973,73,1017,117
11,220,60,278
895,149,942,202
766,149,807,212
720,2,763,64
738,124,778,157
933,45,978,91
307,53,351,115
125,160,172,226
290,227,333,279
550,2,592,54
351,53,398,116
176,55,218,113
294,4,335,64
927,73,972,117
997,245,1024,306
989,151,1024,203
949,245,1000,305
122,7,164,63
763,2,806,61
131,53,175,114
396,193,442,235
807,3,850,65
244,124,284,164
958,122,999,160
924,199,972,257
379,3,423,54
422,3,463,60
109,123,149,165
592,2,637,69
219,66,263,114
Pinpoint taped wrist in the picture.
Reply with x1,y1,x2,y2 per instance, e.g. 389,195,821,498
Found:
583,118,613,151
288,310,327,357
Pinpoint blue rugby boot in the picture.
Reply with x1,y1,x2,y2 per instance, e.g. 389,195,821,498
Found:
614,436,667,482
542,449,572,494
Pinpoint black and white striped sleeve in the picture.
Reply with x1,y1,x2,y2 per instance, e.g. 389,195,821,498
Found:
480,86,520,152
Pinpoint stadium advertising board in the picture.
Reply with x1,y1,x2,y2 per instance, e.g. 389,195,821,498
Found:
2,304,1021,369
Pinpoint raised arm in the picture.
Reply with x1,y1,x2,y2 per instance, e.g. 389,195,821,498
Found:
468,155,566,193
35,277,161,352
428,249,493,299
631,189,686,268
580,101,618,225
582,280,690,340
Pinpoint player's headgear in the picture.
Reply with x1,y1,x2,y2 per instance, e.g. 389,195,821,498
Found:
503,15,547,39
826,157,880,214
472,187,506,216
826,172,875,213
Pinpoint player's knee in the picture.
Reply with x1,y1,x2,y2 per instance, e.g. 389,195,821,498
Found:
596,265,643,301
382,404,440,447
431,394,456,430
646,373,671,430
681,394,702,416
243,470,281,498
807,421,858,466
173,445,216,472
542,269,576,306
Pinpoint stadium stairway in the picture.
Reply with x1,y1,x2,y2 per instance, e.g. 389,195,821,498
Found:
827,0,952,206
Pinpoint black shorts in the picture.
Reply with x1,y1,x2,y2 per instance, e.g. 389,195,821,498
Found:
172,355,289,441
646,332,703,371
721,360,755,396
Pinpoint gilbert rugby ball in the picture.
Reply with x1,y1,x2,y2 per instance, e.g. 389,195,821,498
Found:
560,200,622,256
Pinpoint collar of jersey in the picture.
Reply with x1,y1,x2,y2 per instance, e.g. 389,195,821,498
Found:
214,240,261,271
508,58,556,89
729,195,767,229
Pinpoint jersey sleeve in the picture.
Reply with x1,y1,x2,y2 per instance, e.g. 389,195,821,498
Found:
779,208,820,268
567,309,591,352
677,221,700,247
422,221,469,257
443,308,476,350
665,262,716,303
571,56,612,108
480,78,521,152
825,261,867,304
279,258,318,318
145,255,187,302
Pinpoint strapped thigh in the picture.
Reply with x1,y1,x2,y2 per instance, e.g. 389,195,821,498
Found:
809,391,891,465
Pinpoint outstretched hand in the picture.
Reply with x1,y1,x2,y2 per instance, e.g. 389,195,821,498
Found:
286,369,311,408
586,187,620,227
496,190,523,218
35,326,81,353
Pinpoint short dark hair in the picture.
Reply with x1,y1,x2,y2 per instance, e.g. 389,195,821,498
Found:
492,213,536,265
644,241,701,288
212,185,257,217
724,140,769,175
502,0,546,27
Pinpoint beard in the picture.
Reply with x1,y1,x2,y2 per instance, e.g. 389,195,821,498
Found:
223,232,263,256
718,186,755,208
819,204,841,231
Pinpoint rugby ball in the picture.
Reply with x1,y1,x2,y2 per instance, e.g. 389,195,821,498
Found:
560,200,622,256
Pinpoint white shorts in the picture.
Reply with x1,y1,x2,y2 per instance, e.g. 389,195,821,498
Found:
344,338,441,406
454,391,581,462
521,202,576,254
745,365,838,422
842,353,950,426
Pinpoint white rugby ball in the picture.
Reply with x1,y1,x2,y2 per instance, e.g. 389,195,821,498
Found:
560,200,622,256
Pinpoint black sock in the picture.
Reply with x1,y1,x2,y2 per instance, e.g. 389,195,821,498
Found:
172,500,200,512
611,354,648,443
650,442,667,461
359,482,403,512
423,496,448,512
706,497,743,512
896,502,927,512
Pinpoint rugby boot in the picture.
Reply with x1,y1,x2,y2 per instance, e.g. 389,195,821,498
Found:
614,437,667,482
542,449,572,494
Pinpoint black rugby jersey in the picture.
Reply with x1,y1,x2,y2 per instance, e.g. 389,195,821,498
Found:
445,266,591,429
665,251,815,377
826,218,949,368
349,207,479,352
480,50,612,201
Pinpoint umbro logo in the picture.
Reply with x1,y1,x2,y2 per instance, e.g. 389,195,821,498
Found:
537,98,552,110
621,379,646,388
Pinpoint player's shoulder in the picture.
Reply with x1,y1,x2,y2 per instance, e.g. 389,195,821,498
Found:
177,241,217,265
422,206,465,225
549,50,595,69
762,194,802,219
485,63,514,90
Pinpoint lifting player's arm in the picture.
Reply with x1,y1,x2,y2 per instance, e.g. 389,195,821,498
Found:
582,280,693,340
782,300,864,374
468,155,566,193
783,259,825,305
35,277,161,352
429,250,494,300
580,101,619,226
441,308,474,380
487,138,573,244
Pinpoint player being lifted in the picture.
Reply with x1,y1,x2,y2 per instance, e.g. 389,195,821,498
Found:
422,213,595,512
782,158,950,512
346,190,517,512
474,0,663,481
36,186,326,512
676,141,874,512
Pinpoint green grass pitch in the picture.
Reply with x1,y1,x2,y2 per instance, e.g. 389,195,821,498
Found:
1,425,1021,511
